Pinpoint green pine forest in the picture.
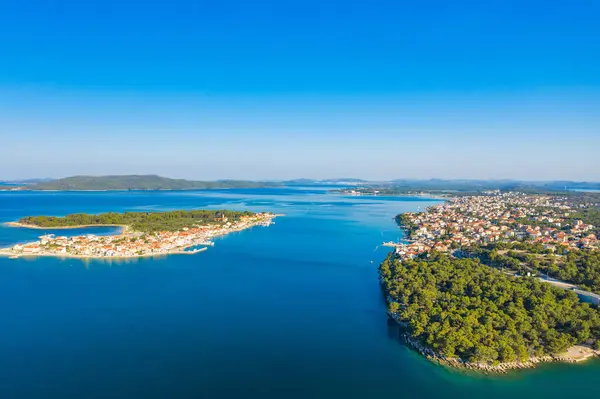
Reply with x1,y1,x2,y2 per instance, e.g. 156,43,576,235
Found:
18,210,256,233
468,242,600,295
380,253,600,365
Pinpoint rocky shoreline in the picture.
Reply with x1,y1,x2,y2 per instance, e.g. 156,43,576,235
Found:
388,316,599,373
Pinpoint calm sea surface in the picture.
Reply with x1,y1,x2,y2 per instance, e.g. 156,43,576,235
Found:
0,187,599,398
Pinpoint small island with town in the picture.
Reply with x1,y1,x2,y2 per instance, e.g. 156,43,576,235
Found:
380,190,600,372
0,210,278,259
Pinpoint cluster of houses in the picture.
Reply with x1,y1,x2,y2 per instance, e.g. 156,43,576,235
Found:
393,192,599,260
6,213,275,258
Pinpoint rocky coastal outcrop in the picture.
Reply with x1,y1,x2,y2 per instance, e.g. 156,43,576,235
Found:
388,315,599,373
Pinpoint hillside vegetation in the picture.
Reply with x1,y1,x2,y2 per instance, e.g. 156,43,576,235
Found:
19,210,256,232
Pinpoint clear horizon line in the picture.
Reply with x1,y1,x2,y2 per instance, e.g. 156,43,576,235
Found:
2,175,600,184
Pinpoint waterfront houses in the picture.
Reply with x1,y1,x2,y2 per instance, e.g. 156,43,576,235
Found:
393,192,599,260
2,213,276,258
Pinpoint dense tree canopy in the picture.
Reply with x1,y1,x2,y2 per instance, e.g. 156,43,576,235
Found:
550,251,600,293
380,253,600,365
19,210,256,233
471,243,600,294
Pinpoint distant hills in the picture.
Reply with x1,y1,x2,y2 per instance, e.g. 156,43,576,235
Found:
287,178,600,191
1,175,599,192
386,179,600,193
19,175,280,191
285,178,600,192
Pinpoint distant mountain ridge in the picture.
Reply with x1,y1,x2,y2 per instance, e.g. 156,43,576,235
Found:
26,175,279,191
3,176,599,192
386,179,600,192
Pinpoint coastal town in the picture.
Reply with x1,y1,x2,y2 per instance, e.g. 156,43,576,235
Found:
0,212,277,259
380,191,600,371
389,191,600,261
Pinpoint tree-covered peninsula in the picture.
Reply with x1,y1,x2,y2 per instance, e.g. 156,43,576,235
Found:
18,210,257,233
380,253,600,368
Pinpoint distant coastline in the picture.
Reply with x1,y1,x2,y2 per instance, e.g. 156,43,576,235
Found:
0,175,280,192
341,192,450,201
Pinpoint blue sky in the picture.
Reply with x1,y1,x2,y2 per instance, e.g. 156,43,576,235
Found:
1,0,599,181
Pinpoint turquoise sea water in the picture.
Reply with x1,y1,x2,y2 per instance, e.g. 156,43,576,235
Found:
1,187,599,399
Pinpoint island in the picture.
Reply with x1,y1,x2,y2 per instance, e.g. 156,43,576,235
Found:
381,191,600,372
0,174,279,191
1,210,278,259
